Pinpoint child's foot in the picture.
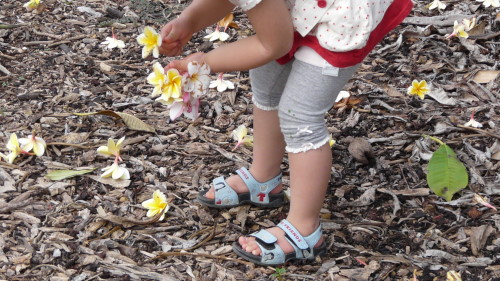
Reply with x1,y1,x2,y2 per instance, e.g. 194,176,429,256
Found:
197,167,285,208
233,219,326,266
203,169,282,199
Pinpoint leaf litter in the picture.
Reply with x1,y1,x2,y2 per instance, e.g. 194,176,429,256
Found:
0,0,499,280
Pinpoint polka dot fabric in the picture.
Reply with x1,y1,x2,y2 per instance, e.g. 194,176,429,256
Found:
287,0,394,52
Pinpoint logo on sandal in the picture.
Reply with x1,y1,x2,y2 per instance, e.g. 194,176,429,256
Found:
280,221,302,243
257,193,266,201
239,169,250,180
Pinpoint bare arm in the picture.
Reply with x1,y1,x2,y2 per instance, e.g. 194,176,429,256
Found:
166,0,294,73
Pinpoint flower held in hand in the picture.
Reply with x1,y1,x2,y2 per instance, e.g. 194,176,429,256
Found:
137,26,162,59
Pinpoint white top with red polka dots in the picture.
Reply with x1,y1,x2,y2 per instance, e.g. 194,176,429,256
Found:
229,0,394,52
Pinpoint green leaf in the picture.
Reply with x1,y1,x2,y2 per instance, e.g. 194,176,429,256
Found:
46,168,96,181
426,144,468,201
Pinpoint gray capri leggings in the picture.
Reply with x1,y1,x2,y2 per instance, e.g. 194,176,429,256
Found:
250,59,358,153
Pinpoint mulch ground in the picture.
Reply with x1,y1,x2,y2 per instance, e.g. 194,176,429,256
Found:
0,0,499,280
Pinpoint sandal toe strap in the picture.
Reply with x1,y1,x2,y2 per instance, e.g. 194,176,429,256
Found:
250,230,286,264
236,167,282,204
213,176,238,206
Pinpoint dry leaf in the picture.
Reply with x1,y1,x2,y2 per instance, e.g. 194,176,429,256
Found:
74,110,155,132
472,70,500,84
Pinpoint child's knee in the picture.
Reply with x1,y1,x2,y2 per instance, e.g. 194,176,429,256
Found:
278,109,329,153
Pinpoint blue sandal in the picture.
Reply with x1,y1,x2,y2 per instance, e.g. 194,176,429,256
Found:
232,219,327,266
197,167,284,208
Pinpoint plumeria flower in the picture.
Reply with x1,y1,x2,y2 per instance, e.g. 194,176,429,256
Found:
427,0,447,10
472,193,497,211
446,270,462,281
168,92,200,121
19,134,46,157
5,133,31,163
156,69,183,105
335,91,350,103
100,161,130,180
23,0,40,11
446,18,476,39
407,80,430,99
463,112,482,128
329,135,336,147
183,62,211,96
137,26,162,59
476,0,499,8
101,32,126,50
232,125,253,151
209,73,235,92
97,137,125,162
204,29,230,42
147,62,166,97
141,190,170,221
218,13,239,31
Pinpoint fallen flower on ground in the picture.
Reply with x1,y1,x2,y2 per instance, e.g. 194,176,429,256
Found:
473,193,497,211
446,270,462,281
23,0,40,11
476,0,499,8
142,190,169,221
100,161,130,180
446,18,476,39
137,26,162,59
427,0,446,10
335,91,350,103
232,125,253,151
407,80,430,99
19,134,46,157
97,137,125,161
463,112,483,128
204,29,230,42
5,133,31,163
218,13,239,31
210,73,235,92
101,35,125,50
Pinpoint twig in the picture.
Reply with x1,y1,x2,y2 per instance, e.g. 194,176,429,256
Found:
84,225,122,245
0,24,24,29
0,63,11,75
47,142,91,149
181,222,217,251
145,251,253,266
457,125,500,140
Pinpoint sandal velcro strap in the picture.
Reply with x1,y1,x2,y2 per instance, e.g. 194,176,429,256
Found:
278,219,322,259
236,167,282,204
213,176,238,206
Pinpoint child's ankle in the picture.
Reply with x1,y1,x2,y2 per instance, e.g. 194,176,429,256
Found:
248,166,281,183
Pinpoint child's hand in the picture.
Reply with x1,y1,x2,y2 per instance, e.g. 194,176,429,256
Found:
159,17,194,56
165,52,206,73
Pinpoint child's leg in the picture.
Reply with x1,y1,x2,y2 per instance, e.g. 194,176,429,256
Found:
202,61,291,200
239,59,359,257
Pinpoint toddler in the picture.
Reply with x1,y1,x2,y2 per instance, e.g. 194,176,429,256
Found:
160,0,413,266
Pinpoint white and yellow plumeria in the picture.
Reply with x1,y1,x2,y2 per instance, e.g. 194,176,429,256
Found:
476,0,499,8
210,73,235,92
137,26,162,59
446,270,462,281
329,135,336,147
183,61,211,97
3,133,24,163
204,29,230,42
156,69,183,105
23,0,40,11
232,125,253,151
101,36,125,50
142,190,169,221
446,18,476,39
147,62,166,97
427,0,446,10
407,80,430,99
463,112,482,128
472,193,497,211
19,134,46,157
100,161,130,180
97,137,125,161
